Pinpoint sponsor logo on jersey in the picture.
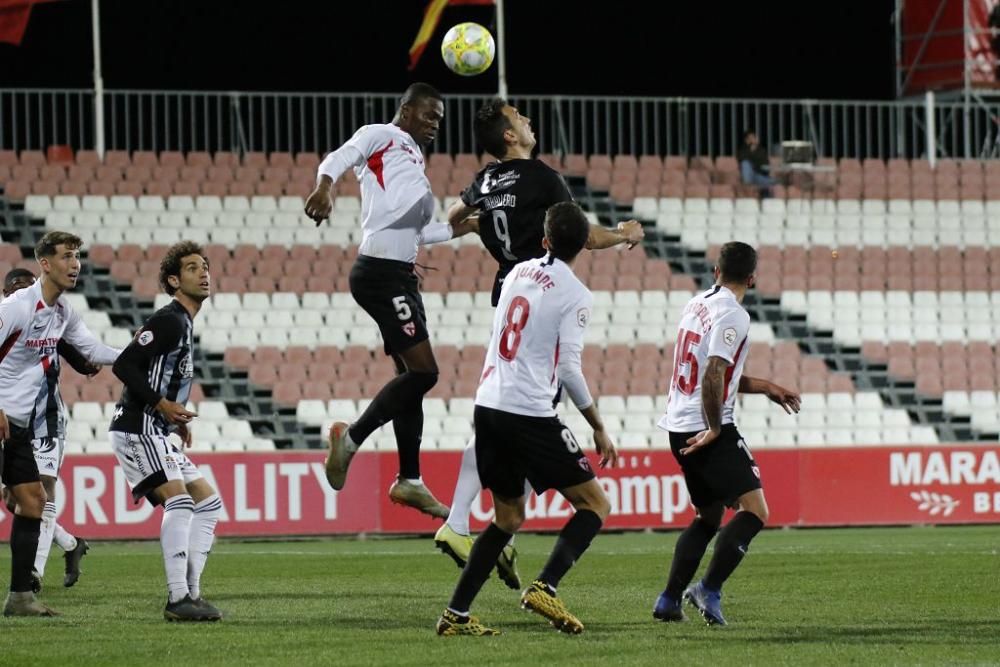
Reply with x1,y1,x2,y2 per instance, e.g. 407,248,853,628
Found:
402,322,416,337
178,354,194,379
138,330,154,346
723,327,737,346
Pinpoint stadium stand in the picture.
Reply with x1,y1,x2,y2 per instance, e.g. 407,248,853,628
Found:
1,148,994,454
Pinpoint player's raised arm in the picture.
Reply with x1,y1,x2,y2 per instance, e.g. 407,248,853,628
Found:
585,220,644,250
306,125,390,224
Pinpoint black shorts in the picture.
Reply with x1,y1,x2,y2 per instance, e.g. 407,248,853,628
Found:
2,424,40,487
474,405,595,498
349,255,429,356
669,424,761,509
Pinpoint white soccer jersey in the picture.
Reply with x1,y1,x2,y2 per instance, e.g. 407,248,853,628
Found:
658,285,751,433
318,123,435,263
476,255,594,417
0,281,120,435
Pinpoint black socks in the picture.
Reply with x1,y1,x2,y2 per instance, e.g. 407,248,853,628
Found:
538,510,603,589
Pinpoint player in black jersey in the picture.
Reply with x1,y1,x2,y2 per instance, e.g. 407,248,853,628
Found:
448,99,644,306
432,97,644,587
109,241,223,622
2,269,95,593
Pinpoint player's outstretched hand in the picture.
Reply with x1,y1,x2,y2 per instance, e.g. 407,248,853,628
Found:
304,184,333,225
765,381,801,414
680,427,720,456
594,429,618,468
156,398,198,425
176,422,194,448
617,220,644,249
0,409,9,440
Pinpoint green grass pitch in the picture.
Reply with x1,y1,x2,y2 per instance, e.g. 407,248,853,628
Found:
1,526,997,665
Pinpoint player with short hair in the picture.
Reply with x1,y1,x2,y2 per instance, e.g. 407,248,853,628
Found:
0,231,120,616
436,202,618,637
305,82,454,519
2,268,95,593
652,241,800,626
109,241,223,622
432,97,644,588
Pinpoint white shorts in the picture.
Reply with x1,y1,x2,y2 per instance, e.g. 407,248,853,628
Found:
32,437,65,479
108,431,203,504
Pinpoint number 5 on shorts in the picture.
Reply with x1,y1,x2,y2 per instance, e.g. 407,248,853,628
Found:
392,296,411,321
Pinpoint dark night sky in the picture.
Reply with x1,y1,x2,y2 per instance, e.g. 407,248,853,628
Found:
0,0,897,99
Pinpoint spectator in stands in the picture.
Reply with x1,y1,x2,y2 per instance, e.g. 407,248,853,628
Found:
737,130,773,197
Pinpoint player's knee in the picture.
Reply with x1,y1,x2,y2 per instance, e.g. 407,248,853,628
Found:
576,491,611,521
749,504,769,525
40,476,56,500
693,516,721,535
591,494,612,521
409,370,438,395
14,484,45,518
494,505,524,533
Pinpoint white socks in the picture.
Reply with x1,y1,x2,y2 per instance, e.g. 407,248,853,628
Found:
33,501,57,577
162,494,194,603
187,494,222,601
446,438,481,535
53,523,77,552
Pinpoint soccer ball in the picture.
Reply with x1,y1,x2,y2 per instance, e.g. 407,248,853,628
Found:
441,22,495,76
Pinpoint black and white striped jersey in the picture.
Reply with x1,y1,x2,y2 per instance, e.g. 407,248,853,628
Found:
110,300,195,436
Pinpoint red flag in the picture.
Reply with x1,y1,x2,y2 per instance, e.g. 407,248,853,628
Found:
0,0,61,46
408,0,495,71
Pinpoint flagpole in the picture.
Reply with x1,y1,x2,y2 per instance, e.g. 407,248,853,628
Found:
496,0,507,97
92,0,105,159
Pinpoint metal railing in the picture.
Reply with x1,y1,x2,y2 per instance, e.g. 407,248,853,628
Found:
3,88,1000,160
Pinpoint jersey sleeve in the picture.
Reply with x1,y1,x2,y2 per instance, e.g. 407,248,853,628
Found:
460,167,487,207
317,125,392,183
546,168,573,204
556,289,595,410
0,299,29,360
111,314,183,409
706,309,751,365
61,308,121,365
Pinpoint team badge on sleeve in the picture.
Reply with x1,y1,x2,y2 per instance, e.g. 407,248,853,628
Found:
577,308,589,328
723,327,737,346
138,330,154,346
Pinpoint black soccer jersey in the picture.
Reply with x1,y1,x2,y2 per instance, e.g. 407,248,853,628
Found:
110,300,195,436
461,158,573,305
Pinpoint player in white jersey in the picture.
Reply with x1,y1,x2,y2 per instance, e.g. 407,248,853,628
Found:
436,202,617,637
2,269,96,594
651,241,800,626
432,98,645,587
305,82,452,519
0,231,121,616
